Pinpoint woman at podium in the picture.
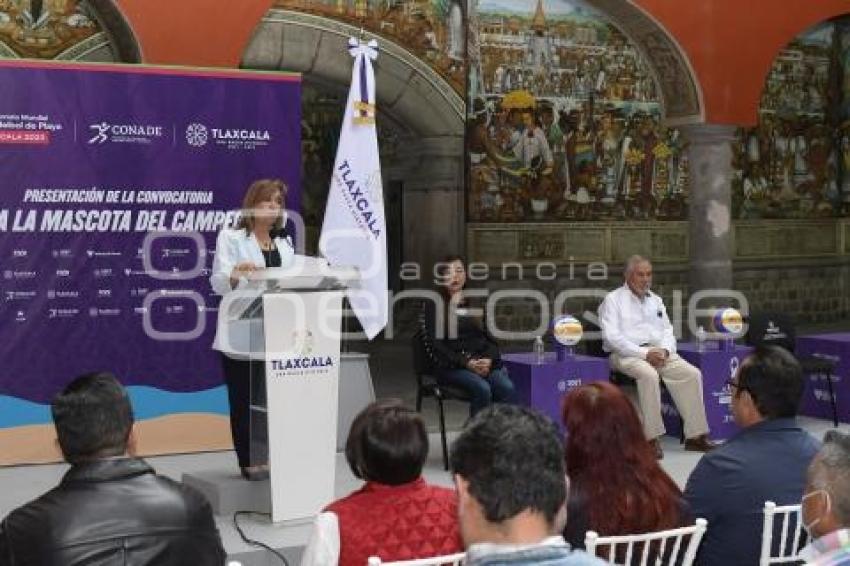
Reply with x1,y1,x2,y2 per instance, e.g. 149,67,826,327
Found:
210,178,294,480
419,256,517,417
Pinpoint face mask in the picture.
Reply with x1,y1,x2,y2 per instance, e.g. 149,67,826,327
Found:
802,489,831,538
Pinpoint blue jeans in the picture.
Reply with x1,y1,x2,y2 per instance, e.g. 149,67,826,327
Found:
437,365,517,417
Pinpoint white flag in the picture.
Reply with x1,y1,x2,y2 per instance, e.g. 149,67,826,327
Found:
319,38,387,339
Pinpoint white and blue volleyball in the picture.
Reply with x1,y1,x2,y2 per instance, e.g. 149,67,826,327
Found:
552,315,583,346
712,308,744,336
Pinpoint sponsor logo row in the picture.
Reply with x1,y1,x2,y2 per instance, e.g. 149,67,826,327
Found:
3,266,211,279
0,111,275,151
5,288,215,301
3,121,272,150
13,303,218,323
10,248,216,259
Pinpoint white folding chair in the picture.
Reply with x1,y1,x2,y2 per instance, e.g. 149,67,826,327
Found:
760,501,807,565
367,552,465,566
585,518,708,566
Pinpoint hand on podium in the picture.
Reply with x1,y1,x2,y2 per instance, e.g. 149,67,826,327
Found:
230,262,259,288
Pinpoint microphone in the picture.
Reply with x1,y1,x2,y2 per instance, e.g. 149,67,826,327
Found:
270,225,294,249
270,224,289,241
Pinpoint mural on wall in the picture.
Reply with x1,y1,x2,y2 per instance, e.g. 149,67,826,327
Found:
0,0,101,58
274,0,466,93
467,0,688,223
732,18,850,219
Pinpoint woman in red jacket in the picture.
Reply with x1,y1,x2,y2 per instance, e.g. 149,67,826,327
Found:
301,400,462,566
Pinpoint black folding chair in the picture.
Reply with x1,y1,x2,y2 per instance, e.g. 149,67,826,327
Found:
410,334,472,470
746,312,839,427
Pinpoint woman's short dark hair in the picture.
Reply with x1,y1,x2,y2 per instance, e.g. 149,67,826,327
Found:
345,399,429,485
51,372,134,463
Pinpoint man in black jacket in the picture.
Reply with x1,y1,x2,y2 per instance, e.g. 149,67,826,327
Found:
0,372,226,566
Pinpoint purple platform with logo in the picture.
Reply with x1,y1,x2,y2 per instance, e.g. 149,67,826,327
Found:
661,341,753,441
796,333,850,423
501,351,609,431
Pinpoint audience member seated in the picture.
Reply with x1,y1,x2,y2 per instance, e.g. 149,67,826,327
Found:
598,254,715,457
419,255,517,417
450,404,606,566
0,372,225,566
561,382,690,560
684,345,820,566
799,430,850,565
300,400,461,566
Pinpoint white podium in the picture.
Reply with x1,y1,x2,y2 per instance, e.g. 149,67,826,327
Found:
236,262,358,522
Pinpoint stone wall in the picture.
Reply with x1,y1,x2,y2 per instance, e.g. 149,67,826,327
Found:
387,257,849,341
455,219,850,338
429,259,850,346
475,267,688,343
735,261,850,325
386,263,690,343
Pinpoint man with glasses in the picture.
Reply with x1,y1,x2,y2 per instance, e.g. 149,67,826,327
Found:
683,345,820,565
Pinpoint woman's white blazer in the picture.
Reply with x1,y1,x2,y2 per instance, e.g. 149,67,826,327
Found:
210,227,295,357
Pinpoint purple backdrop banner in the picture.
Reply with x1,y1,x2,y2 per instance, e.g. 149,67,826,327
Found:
0,61,301,458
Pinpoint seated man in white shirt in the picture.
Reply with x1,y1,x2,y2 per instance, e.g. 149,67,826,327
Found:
598,255,716,458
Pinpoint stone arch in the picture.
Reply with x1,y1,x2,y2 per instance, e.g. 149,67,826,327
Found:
242,8,467,281
583,0,703,124
70,0,140,62
242,8,464,139
732,14,850,221
749,11,850,126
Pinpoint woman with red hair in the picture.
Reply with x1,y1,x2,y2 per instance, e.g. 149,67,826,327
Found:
561,382,690,557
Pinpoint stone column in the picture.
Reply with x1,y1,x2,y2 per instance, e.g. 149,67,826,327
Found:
389,135,465,278
680,124,737,296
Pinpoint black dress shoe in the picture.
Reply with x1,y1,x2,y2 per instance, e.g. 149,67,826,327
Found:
240,465,270,481
684,435,718,452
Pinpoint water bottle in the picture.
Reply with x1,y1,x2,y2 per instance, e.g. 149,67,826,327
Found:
696,326,706,352
534,336,545,364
